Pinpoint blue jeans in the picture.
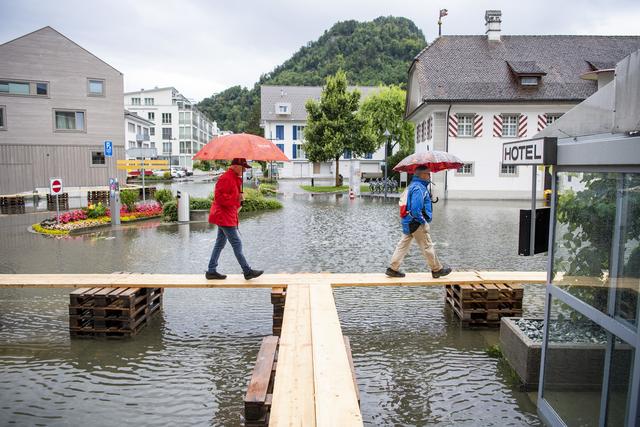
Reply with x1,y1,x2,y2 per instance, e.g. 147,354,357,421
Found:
207,226,251,273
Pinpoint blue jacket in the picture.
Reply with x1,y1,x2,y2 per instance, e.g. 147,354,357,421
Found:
401,177,433,235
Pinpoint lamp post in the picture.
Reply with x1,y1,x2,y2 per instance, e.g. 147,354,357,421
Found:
383,129,391,199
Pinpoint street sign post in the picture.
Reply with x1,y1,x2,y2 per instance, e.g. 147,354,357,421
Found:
50,178,63,223
104,140,113,157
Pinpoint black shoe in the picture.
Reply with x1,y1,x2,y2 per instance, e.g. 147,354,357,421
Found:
205,271,227,280
244,269,264,280
385,267,406,278
432,266,452,278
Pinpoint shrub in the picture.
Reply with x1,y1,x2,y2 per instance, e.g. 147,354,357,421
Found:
190,197,212,210
163,171,172,179
85,202,107,218
162,200,178,222
259,183,277,196
120,189,139,211
154,189,174,205
242,188,283,212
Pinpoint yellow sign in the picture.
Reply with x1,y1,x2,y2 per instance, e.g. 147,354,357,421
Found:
116,159,169,171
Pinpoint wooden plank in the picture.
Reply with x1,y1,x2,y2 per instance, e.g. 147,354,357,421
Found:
269,284,315,427
476,271,546,284
0,271,546,289
343,336,360,405
309,284,362,427
245,335,279,421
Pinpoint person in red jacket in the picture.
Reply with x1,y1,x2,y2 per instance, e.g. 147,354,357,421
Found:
206,158,263,280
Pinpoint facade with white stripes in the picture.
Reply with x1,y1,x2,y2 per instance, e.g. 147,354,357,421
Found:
405,10,640,199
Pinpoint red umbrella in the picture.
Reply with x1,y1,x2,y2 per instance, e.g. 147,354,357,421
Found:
193,133,290,162
393,151,463,174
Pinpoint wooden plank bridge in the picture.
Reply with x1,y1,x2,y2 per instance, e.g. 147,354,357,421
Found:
0,271,546,426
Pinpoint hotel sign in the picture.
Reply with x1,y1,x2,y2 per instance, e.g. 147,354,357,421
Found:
502,137,557,165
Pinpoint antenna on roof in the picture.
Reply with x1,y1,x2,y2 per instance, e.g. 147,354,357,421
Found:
438,9,448,37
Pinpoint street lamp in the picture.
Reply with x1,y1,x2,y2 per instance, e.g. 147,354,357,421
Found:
383,129,391,199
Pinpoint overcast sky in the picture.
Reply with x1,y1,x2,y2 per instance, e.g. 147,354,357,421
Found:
1,0,639,102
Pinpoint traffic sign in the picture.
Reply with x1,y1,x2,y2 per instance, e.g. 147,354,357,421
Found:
50,178,63,195
104,140,113,157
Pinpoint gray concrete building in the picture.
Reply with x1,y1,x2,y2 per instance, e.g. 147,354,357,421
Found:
0,26,125,195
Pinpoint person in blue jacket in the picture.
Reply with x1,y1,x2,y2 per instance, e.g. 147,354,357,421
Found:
386,165,452,278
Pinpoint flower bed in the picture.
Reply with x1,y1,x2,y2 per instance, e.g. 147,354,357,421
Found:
33,201,163,235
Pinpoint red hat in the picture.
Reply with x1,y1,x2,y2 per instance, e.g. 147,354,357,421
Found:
231,158,251,168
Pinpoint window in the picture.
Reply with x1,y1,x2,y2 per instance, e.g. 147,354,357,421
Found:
364,152,373,159
546,113,563,124
131,97,141,105
275,103,291,115
276,125,284,140
137,125,141,134
162,142,172,154
162,127,172,140
54,110,85,131
179,126,189,139
293,144,306,160
143,127,149,138
179,112,191,124
0,106,5,130
148,112,155,121
179,141,192,154
457,114,474,137
128,123,136,133
87,79,105,96
144,97,154,105
150,127,155,136
128,140,136,148
276,143,285,153
0,80,48,96
456,163,474,176
343,149,352,160
293,125,305,141
162,113,172,124
500,163,518,177
502,114,519,137
91,151,105,165
520,76,539,86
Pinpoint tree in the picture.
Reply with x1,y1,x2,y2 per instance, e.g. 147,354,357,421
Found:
359,85,415,156
304,71,377,186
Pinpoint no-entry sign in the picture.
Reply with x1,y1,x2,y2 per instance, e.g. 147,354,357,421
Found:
50,178,63,195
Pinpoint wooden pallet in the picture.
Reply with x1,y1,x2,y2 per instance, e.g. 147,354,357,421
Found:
445,283,523,328
87,190,109,206
0,196,25,214
69,287,163,338
46,193,69,211
271,287,286,336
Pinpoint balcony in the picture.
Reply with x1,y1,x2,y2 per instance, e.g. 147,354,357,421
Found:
136,133,150,142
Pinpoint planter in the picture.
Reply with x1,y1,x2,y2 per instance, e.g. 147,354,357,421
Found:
500,317,633,391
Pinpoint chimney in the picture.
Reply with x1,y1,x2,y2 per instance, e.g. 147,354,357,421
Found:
485,10,502,42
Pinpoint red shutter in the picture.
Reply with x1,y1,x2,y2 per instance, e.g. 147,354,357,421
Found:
448,114,458,137
473,114,483,137
493,115,503,137
518,114,528,137
537,114,547,132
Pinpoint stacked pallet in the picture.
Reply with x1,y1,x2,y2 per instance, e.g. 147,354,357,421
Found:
244,336,278,427
87,190,109,205
69,287,163,338
47,193,69,211
0,195,25,214
445,283,523,327
271,287,285,336
138,186,156,199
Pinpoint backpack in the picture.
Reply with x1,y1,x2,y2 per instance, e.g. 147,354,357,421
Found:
399,184,435,219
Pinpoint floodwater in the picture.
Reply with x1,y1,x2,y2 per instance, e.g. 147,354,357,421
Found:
0,180,547,426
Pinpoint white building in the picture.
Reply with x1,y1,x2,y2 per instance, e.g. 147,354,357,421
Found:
124,87,220,168
405,10,640,199
260,85,388,180
124,110,153,154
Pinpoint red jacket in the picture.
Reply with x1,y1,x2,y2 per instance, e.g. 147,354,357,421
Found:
208,169,242,227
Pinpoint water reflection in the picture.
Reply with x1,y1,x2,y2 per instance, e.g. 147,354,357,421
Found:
0,191,546,425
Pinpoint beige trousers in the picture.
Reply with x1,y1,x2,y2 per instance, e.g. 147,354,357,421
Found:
390,223,443,272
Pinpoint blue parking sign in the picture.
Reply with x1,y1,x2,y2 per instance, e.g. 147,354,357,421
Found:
104,140,113,157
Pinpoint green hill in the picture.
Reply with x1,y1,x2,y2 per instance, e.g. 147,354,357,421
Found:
198,16,426,134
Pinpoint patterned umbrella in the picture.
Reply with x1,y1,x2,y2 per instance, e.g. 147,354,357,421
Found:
393,151,464,173
193,133,290,162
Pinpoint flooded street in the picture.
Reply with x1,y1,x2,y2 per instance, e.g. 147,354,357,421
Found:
0,180,546,426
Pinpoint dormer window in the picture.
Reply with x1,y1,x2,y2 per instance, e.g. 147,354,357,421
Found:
275,102,291,115
520,76,539,86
